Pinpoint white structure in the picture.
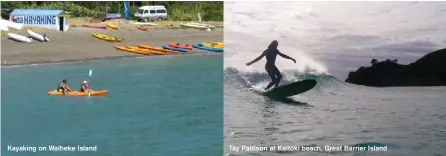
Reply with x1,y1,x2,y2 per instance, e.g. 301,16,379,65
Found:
9,9,69,31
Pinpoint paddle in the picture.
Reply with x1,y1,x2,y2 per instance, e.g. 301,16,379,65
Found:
88,69,92,97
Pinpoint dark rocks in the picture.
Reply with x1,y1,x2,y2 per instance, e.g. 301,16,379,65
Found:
345,48,446,87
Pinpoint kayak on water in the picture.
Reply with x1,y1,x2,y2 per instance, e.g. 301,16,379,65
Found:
47,90,108,96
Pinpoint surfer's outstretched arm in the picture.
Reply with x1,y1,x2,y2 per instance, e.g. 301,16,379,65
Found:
246,51,266,66
278,51,296,63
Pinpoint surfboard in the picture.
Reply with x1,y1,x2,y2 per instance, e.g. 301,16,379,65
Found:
252,79,317,99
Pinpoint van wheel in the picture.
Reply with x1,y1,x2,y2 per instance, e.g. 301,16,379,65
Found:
158,17,162,21
143,18,149,22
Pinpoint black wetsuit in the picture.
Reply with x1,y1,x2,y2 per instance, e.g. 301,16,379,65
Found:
264,48,283,90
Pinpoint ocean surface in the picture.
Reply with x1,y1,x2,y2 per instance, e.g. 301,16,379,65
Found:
224,1,446,156
2,53,223,156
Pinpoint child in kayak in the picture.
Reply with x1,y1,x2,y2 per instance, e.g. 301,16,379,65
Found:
57,79,73,94
79,81,93,93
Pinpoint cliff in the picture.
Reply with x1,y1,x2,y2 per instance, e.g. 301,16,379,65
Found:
345,48,446,87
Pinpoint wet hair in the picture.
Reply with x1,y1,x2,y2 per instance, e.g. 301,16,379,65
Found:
268,40,278,49
62,79,67,83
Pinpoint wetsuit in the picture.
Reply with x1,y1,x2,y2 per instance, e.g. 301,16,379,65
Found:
264,48,283,90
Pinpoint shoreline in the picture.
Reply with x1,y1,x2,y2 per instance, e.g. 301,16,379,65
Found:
2,28,223,66
1,52,219,68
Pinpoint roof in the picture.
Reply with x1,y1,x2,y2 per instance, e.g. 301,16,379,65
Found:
10,9,64,16
106,13,122,19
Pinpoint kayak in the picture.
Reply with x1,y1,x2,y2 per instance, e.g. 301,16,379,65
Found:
125,46,165,55
193,43,223,52
137,44,179,54
107,23,119,30
92,32,123,42
180,22,215,29
133,22,157,26
27,30,50,42
8,33,32,43
83,24,107,29
202,42,224,48
162,45,188,53
137,25,149,31
167,42,193,50
47,90,108,96
114,45,150,55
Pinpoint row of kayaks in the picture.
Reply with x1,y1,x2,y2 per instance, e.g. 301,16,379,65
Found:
115,45,180,55
75,23,149,31
91,32,224,52
7,30,50,43
47,90,108,96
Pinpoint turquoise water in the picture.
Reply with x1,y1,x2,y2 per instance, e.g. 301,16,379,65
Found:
2,54,223,156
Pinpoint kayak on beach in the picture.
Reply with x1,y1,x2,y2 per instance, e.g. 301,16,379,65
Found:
202,42,224,48
92,32,123,42
47,90,108,96
193,43,223,52
162,45,189,52
107,23,119,30
115,45,150,55
125,45,166,55
27,30,50,42
83,24,107,29
167,42,193,50
8,33,32,43
137,25,149,31
137,44,179,54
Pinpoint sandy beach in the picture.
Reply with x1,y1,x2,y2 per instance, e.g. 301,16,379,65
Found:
1,25,223,66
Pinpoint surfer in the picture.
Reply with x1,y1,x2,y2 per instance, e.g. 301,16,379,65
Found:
246,40,296,90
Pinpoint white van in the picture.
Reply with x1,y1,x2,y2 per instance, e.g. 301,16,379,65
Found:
134,6,168,22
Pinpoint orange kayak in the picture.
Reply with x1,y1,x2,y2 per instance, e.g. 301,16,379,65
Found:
125,46,165,55
47,90,108,96
137,25,149,31
114,45,150,55
136,44,179,54
167,42,193,50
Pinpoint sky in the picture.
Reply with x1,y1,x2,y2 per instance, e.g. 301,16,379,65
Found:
224,1,446,80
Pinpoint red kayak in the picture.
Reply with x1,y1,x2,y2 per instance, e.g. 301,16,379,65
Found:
167,42,193,50
82,24,107,29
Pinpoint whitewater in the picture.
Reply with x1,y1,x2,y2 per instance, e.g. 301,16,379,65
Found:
224,1,446,156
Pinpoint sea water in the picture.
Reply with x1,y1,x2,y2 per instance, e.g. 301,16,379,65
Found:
2,53,223,156
224,1,446,156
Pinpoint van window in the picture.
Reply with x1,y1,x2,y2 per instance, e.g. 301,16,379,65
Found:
150,10,156,14
144,10,148,14
137,9,143,14
156,9,166,13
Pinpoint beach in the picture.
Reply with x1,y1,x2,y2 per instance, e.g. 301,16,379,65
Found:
1,25,223,66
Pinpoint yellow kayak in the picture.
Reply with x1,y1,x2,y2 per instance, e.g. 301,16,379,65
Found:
125,46,166,55
47,90,108,96
136,44,179,54
202,42,224,48
107,23,119,30
92,32,123,42
114,45,150,55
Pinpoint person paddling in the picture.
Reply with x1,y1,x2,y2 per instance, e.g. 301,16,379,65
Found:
246,40,296,90
79,81,93,93
57,79,72,95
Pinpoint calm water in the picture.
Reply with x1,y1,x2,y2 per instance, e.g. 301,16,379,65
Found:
2,54,223,156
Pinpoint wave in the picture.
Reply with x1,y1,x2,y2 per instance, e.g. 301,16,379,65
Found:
224,66,341,90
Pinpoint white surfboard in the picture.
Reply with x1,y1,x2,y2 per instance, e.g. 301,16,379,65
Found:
0,18,24,30
133,22,157,26
27,30,50,42
8,33,32,43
